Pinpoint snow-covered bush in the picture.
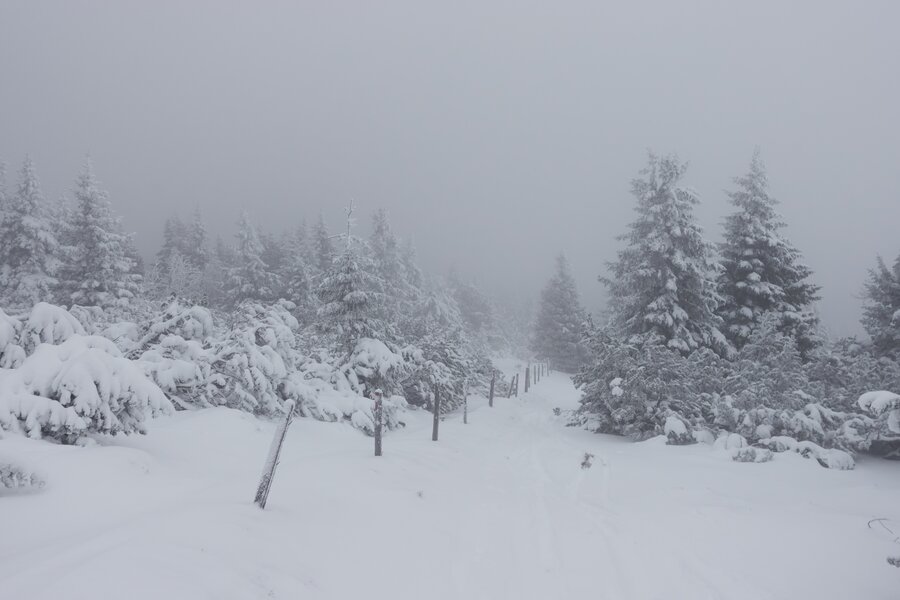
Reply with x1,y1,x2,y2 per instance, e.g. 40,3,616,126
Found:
858,390,900,458
0,307,25,368
19,302,85,354
731,447,774,463
343,338,406,397
0,335,172,442
0,461,45,491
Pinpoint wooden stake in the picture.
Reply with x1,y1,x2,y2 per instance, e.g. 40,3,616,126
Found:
254,399,295,509
432,390,440,441
373,389,383,457
463,378,468,424
489,371,495,407
525,366,531,393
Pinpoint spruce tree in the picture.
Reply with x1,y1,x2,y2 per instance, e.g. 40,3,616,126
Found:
316,237,385,354
312,213,335,275
370,209,403,290
155,215,186,277
184,207,210,272
603,153,727,355
531,254,586,372
61,159,140,307
0,156,60,309
224,212,280,305
861,252,900,358
281,223,314,315
718,150,820,355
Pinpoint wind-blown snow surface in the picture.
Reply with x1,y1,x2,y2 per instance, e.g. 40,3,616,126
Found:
2,370,899,599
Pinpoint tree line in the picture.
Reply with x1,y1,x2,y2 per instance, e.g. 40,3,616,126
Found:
532,150,900,466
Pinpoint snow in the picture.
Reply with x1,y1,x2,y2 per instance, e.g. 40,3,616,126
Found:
2,372,899,599
859,390,900,416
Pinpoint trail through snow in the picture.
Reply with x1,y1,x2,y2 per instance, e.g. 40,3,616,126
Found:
2,370,899,599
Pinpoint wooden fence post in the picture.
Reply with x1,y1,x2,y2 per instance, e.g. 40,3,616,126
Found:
463,378,469,424
525,366,531,393
432,390,440,441
489,370,495,407
514,373,519,397
254,399,295,509
373,389,383,457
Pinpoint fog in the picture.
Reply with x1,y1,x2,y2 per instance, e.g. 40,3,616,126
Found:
1,0,898,336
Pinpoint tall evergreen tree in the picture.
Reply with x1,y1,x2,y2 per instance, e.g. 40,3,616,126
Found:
316,236,385,354
224,212,280,305
0,156,60,308
718,150,820,355
603,153,727,355
61,159,140,307
370,209,403,290
531,254,587,372
155,215,186,276
861,251,900,358
280,223,314,315
184,207,210,272
312,213,335,275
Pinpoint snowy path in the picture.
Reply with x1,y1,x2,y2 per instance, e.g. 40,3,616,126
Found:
2,371,899,599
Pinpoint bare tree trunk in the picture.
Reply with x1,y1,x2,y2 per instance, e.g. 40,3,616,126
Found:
373,389,383,457
254,399,296,510
432,390,440,441
489,371,495,407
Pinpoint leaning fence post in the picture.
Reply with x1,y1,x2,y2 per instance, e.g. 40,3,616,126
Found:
489,370,495,407
432,390,440,441
373,389,383,457
254,399,296,510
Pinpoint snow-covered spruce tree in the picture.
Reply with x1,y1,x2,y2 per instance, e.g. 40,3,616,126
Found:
224,212,281,306
311,213,335,276
59,160,140,308
531,254,587,372
155,215,186,277
316,237,386,356
184,207,210,273
149,250,203,302
214,299,300,416
572,327,698,440
370,209,404,292
279,223,315,319
401,283,474,410
0,156,60,309
718,150,820,356
603,152,728,355
861,251,900,358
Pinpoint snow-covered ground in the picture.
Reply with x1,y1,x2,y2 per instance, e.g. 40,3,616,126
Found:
2,370,899,599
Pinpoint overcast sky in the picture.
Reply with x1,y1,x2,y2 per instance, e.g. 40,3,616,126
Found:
1,1,898,336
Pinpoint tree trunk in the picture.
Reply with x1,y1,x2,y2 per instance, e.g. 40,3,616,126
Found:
254,399,296,509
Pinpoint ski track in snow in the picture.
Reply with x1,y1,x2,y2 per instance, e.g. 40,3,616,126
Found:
2,371,900,599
